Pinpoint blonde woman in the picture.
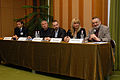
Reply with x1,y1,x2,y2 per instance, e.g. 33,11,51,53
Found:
64,18,86,42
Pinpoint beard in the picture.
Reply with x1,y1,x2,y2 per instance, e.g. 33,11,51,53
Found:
94,24,100,29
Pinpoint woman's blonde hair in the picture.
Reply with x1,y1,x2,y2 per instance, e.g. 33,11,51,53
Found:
71,18,81,35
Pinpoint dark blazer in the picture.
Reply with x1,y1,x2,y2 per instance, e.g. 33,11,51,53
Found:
86,25,111,42
52,28,66,39
66,28,86,38
14,26,28,37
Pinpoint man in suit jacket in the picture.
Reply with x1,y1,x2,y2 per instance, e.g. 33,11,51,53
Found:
13,20,28,40
44,20,66,41
52,20,66,39
86,17,111,42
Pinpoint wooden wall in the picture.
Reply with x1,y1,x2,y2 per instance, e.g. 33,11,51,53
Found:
53,0,108,34
0,0,26,37
0,0,33,37
0,1,2,37
0,0,108,37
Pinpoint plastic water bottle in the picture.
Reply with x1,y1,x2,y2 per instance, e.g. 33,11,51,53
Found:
80,30,84,39
35,31,38,38
37,31,40,38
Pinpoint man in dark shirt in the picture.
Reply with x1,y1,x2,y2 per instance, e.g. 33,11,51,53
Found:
40,20,53,40
13,20,28,40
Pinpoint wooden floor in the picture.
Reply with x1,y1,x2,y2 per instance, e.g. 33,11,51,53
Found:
0,64,119,80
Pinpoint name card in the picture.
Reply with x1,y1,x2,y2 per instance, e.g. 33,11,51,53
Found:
32,38,43,42
50,38,62,43
69,39,83,43
3,37,12,40
18,37,27,41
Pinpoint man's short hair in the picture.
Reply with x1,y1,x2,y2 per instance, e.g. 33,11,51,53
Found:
16,20,24,25
41,20,48,23
52,20,58,23
92,17,101,21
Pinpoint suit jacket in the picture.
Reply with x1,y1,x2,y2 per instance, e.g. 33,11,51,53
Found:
14,26,28,37
86,25,111,42
52,28,66,39
66,28,86,38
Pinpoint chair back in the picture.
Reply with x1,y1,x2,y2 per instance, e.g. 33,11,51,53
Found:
110,40,116,48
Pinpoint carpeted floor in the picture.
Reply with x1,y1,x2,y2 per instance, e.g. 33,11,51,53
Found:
0,64,81,80
0,64,120,80
110,71,120,80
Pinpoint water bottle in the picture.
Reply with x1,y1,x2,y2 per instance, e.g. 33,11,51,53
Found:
37,31,40,38
80,30,84,39
35,31,38,38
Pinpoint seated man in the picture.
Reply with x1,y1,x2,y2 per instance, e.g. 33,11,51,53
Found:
27,20,53,40
85,17,111,42
40,20,53,40
51,20,66,40
13,20,28,40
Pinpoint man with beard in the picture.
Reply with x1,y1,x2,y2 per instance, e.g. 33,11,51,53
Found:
86,17,111,42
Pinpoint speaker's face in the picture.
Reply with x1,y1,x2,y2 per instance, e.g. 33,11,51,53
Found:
73,22,80,30
92,18,101,29
41,21,48,30
52,22,59,30
17,22,23,28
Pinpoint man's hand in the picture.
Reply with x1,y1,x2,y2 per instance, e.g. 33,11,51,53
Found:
89,34,101,41
64,36,70,42
27,36,32,39
44,37,51,41
12,35,18,40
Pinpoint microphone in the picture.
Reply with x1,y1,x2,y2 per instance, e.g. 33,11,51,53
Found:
93,29,96,34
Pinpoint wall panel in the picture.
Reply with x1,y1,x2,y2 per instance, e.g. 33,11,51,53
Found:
84,0,92,34
62,0,68,30
92,0,108,25
53,0,59,23
53,0,108,34
1,8,14,37
59,0,63,28
0,0,1,37
79,0,84,27
72,0,79,19
0,0,29,37
68,0,72,29
0,0,108,37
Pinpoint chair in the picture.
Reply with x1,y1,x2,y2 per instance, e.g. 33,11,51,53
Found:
111,40,116,55
110,40,116,71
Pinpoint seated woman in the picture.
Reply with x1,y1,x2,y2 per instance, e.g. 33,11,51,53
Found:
64,18,86,42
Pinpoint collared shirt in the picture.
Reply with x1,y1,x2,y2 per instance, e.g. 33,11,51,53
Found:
20,27,23,35
54,29,59,38
94,26,100,37
20,27,22,32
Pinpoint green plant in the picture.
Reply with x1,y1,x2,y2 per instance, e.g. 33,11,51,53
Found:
15,5,53,36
